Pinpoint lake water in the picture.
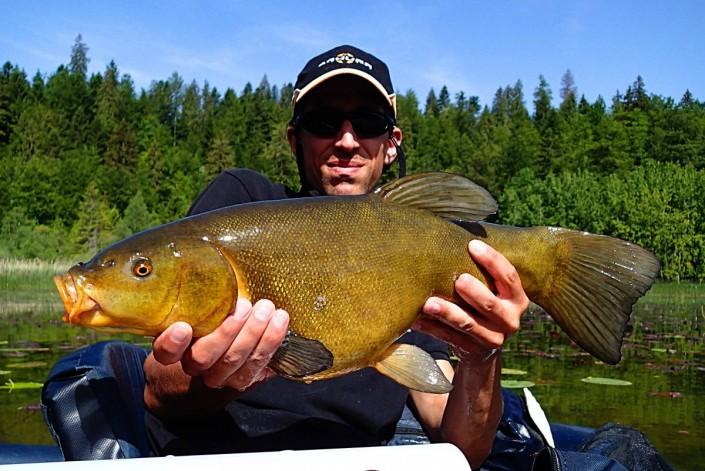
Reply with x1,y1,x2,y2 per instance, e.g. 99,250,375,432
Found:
0,280,703,470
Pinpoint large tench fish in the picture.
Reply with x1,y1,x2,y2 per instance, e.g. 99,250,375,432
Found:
54,173,659,394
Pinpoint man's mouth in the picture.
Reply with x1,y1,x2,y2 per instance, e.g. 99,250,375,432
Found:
327,153,366,167
326,158,365,178
327,160,363,168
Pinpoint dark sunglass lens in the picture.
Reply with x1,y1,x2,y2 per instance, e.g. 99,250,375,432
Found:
351,113,390,138
300,110,342,137
299,110,391,138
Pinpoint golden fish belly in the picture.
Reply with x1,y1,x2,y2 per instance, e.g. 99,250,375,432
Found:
201,195,475,379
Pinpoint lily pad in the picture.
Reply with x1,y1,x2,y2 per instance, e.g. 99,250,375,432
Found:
502,368,528,375
1,380,44,391
580,377,632,386
501,380,535,388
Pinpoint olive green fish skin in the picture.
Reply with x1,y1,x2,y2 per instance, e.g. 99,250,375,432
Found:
175,194,657,371
188,195,476,379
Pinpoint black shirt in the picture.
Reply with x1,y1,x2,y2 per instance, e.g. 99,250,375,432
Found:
146,169,450,455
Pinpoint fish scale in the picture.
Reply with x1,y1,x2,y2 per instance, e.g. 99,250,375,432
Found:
194,195,472,378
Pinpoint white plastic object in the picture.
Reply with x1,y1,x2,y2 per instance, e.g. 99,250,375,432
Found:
1,443,470,471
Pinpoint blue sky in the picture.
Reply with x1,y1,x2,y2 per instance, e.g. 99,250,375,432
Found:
2,1,703,108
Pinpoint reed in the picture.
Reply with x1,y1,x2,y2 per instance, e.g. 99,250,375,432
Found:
0,258,71,298
0,258,71,274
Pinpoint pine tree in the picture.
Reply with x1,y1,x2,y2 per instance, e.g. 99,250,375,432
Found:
114,191,158,239
533,75,553,129
0,63,29,143
180,80,204,153
559,70,577,115
425,89,439,117
679,89,694,108
97,61,120,132
205,131,235,179
438,86,450,112
69,34,90,77
560,69,577,102
70,181,119,255
624,75,649,111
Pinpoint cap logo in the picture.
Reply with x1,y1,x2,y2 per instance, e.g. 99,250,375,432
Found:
318,52,372,71
335,52,355,64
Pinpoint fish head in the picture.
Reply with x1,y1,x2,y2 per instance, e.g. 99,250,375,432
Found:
54,232,237,336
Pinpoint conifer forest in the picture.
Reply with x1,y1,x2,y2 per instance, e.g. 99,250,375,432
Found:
1,37,703,280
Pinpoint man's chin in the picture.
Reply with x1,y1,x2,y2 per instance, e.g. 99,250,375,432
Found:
323,179,367,196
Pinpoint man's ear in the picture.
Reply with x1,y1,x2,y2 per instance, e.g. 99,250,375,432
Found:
385,126,403,165
287,125,298,155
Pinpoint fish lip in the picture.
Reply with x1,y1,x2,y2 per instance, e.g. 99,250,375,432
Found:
54,274,77,321
53,273,98,324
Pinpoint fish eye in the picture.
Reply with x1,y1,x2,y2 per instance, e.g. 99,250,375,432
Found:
132,258,153,278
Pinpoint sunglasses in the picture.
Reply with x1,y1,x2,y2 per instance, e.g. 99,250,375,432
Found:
294,108,394,139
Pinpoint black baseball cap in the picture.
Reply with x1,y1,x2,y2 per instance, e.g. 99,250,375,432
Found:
292,45,397,117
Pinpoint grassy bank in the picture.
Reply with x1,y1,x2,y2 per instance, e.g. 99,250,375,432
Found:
0,259,72,306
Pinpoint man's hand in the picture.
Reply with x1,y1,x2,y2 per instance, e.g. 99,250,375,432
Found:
410,239,528,468
151,298,289,391
416,239,529,359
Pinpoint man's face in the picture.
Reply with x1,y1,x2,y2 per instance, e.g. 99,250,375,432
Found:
288,78,402,196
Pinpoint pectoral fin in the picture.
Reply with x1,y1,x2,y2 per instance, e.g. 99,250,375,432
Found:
373,343,453,394
269,331,333,378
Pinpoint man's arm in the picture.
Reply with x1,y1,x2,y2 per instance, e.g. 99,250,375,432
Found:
410,240,528,469
143,298,289,420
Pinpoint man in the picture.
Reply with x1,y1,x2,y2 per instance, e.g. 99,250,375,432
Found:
143,45,529,468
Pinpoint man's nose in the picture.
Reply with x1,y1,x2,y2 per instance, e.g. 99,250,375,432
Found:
335,120,360,150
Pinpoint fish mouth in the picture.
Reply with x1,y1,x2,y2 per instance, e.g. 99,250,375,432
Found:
54,273,99,325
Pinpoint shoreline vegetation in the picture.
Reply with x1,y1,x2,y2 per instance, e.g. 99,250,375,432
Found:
2,36,704,280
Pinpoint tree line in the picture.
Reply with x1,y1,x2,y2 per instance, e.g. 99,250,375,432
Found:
1,36,703,280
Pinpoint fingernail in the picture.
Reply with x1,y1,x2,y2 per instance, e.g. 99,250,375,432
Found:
424,300,441,315
254,303,273,321
458,273,472,283
232,307,250,321
272,310,288,328
232,299,252,321
170,325,189,342
469,239,487,254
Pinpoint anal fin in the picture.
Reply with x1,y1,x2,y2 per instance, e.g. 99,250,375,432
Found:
269,331,333,378
373,343,453,394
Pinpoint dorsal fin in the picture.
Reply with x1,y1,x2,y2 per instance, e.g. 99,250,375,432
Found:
375,172,498,221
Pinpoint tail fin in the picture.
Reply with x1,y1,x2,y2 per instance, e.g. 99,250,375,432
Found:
530,228,660,364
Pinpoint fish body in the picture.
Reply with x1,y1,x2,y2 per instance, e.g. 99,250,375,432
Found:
55,173,660,393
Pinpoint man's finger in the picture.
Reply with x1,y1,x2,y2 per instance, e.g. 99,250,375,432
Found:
468,240,526,301
200,300,278,388
422,297,505,349
152,322,193,365
454,274,518,334
181,298,253,374
221,309,289,391
413,316,501,354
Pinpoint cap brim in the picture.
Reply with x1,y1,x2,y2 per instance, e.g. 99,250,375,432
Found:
292,68,397,117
